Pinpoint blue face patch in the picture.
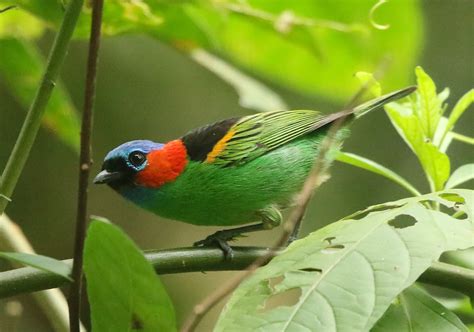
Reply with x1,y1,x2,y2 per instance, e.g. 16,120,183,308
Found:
103,140,164,172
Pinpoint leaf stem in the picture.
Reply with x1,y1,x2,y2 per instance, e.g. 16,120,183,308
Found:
0,247,472,299
0,0,84,214
68,0,104,331
451,132,474,145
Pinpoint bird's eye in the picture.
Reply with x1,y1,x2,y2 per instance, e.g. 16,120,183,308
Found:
128,151,146,167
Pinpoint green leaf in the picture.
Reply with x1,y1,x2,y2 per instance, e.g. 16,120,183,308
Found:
355,71,382,98
0,252,72,281
385,102,450,191
0,37,80,151
190,49,288,112
337,151,421,196
215,190,474,332
442,89,474,143
415,66,442,139
0,6,45,39
446,164,474,189
13,0,421,101
373,285,468,332
84,218,176,332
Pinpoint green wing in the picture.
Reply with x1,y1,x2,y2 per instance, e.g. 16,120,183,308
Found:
204,86,417,167
205,110,344,167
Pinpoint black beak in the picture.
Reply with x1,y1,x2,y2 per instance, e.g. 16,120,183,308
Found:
93,170,124,184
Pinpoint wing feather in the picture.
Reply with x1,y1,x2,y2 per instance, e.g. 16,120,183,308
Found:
206,110,343,167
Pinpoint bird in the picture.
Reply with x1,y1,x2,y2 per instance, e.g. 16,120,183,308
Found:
94,86,416,257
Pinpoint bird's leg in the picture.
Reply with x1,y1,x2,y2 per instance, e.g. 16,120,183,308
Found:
194,206,282,259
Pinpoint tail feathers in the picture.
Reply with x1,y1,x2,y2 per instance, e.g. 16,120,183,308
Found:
353,86,417,118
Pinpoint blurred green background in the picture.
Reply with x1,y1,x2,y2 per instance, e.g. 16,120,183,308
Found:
0,0,472,330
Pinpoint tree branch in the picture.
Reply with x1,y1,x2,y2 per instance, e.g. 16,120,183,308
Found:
69,0,104,331
0,247,472,299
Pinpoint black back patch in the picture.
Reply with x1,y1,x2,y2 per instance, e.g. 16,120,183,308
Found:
181,117,239,162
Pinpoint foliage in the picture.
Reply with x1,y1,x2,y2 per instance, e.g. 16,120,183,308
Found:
0,0,421,149
372,285,468,332
215,190,474,331
0,1,472,332
84,218,176,332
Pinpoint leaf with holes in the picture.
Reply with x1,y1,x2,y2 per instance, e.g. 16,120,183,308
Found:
215,190,474,332
84,218,176,332
372,285,468,332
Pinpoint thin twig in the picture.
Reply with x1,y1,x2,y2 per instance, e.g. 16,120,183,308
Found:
0,5,17,13
68,0,104,331
216,2,358,33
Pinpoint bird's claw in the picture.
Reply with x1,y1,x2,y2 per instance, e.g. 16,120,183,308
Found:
194,231,235,260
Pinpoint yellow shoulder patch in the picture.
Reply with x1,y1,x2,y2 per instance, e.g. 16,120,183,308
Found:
205,128,236,163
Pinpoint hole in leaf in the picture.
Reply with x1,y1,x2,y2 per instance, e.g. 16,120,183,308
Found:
300,267,322,273
388,214,417,229
321,244,345,254
442,203,468,220
131,313,143,330
350,204,401,220
324,236,336,244
267,275,284,291
259,287,302,313
439,193,465,204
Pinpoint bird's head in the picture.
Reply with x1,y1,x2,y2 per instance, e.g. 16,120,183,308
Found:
93,139,188,190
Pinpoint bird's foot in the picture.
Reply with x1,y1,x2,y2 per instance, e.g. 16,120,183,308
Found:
194,230,235,260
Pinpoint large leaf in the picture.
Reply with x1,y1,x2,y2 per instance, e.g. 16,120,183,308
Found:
215,190,474,332
373,285,468,332
84,218,176,332
9,0,422,101
0,251,72,281
0,37,80,151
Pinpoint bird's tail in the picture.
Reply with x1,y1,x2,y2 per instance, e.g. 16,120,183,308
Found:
353,86,417,119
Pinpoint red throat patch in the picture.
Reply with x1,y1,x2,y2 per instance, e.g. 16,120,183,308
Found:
135,140,188,188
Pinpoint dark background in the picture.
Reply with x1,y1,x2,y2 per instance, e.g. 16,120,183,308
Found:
0,0,472,330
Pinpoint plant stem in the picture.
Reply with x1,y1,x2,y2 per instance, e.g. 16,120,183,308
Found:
0,247,472,299
68,0,104,331
0,0,84,214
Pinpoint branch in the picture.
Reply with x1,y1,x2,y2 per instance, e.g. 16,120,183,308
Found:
0,247,472,298
69,0,104,331
0,0,84,214
0,214,83,332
